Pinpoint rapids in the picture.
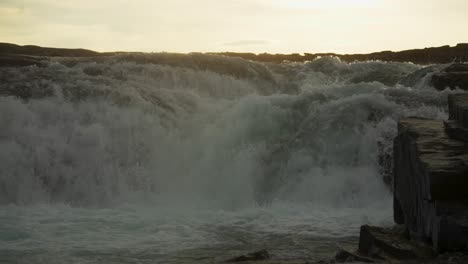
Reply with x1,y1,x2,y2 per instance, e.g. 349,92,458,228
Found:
0,55,458,263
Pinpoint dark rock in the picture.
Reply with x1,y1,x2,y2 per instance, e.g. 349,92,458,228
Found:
225,250,270,262
335,248,374,263
394,196,405,225
444,120,468,142
445,64,468,73
377,141,393,189
358,225,434,259
445,94,468,144
393,117,468,251
432,72,468,91
448,94,468,127
432,64,468,91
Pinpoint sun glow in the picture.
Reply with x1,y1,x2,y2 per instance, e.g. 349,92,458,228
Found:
1,0,467,53
272,0,380,9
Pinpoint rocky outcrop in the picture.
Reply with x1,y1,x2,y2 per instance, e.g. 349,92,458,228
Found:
432,64,468,91
393,110,468,251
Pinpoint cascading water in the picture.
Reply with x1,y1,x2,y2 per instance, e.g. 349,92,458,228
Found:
0,55,457,263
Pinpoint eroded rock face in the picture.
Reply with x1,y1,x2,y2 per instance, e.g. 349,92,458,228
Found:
393,117,468,251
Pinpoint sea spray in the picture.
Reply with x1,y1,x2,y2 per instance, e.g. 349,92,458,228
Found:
0,55,458,262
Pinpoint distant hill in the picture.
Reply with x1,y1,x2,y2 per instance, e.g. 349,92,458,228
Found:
0,43,105,57
1,42,467,64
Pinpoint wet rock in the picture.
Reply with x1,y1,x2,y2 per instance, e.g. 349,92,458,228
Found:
358,225,434,260
444,120,468,142
335,248,374,263
448,93,468,127
393,117,468,251
225,250,270,262
445,94,468,142
432,64,468,91
377,141,393,189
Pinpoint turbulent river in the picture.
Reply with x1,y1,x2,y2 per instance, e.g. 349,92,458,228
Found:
0,54,458,263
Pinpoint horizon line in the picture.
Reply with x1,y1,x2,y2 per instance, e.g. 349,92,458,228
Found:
2,42,468,56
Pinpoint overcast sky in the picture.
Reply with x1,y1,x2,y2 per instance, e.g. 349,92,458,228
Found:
1,0,467,53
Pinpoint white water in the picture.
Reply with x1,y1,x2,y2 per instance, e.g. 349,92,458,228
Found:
0,55,457,263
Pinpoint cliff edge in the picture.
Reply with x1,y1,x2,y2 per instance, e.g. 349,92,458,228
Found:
393,115,468,251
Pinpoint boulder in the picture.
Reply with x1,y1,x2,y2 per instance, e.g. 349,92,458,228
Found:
393,117,468,251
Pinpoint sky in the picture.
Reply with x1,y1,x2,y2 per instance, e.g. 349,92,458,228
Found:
0,0,467,54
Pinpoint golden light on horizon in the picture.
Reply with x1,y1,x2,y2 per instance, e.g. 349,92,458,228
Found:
272,0,380,9
0,0,467,54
